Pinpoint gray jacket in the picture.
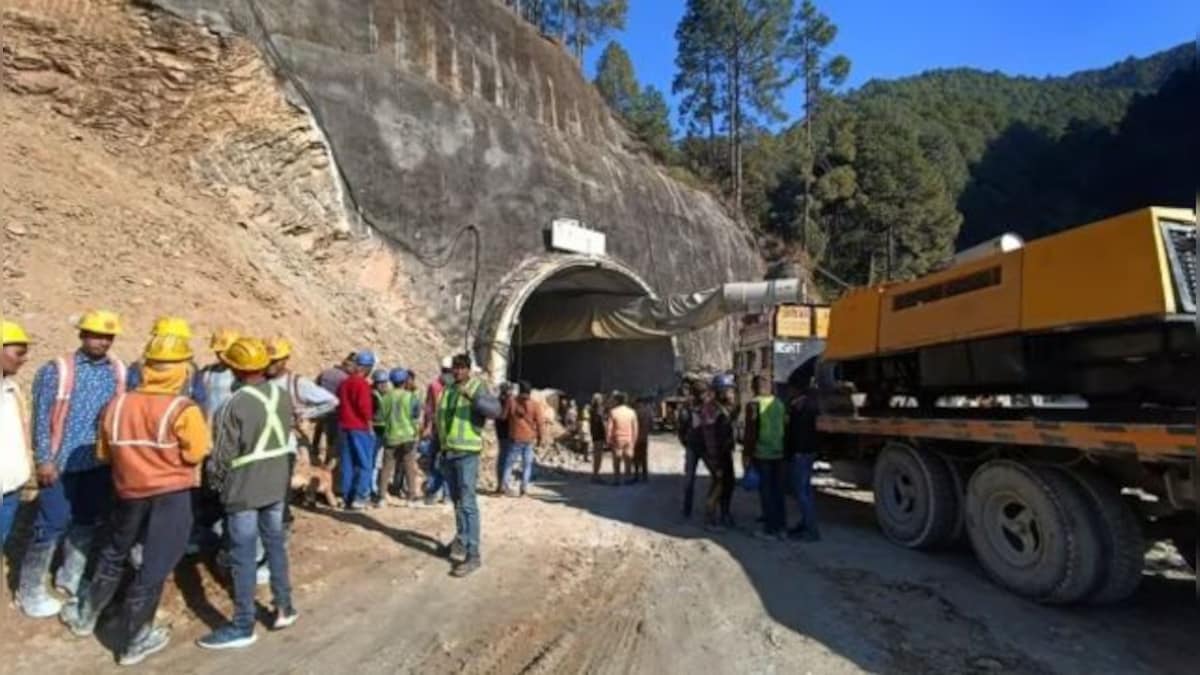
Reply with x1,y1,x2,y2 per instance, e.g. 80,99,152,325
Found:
207,380,296,512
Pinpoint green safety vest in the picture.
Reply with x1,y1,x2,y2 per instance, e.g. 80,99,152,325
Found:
372,389,387,428
229,385,292,469
383,389,417,446
437,379,483,453
755,395,785,460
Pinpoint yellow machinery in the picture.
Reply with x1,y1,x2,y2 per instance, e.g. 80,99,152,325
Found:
824,207,1197,410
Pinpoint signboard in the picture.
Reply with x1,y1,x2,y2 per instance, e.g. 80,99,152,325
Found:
772,338,826,384
776,305,812,338
739,322,771,347
549,218,606,256
814,306,830,338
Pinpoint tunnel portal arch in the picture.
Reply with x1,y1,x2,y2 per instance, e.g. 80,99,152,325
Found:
475,254,679,401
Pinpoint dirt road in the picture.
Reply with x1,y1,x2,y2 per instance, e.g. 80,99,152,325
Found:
5,437,1198,674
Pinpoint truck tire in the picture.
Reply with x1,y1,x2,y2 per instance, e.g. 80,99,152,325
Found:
1066,469,1144,604
872,443,958,549
965,461,1103,603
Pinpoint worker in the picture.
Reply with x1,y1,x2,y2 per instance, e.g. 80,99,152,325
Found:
199,328,240,425
419,356,453,506
711,374,738,525
17,310,126,619
125,316,207,406
265,337,338,462
369,368,391,505
677,379,705,519
313,353,354,463
379,368,421,505
197,337,297,650
605,392,638,486
436,353,500,577
694,379,736,530
336,350,376,511
632,394,654,482
60,334,210,665
493,383,513,494
746,375,787,541
0,321,32,552
785,374,821,542
500,381,543,496
587,393,608,484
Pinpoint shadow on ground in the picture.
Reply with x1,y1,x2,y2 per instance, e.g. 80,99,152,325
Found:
531,437,1200,674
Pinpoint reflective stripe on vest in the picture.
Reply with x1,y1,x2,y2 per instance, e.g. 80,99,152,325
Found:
438,380,482,452
229,385,292,469
49,355,127,458
105,393,190,450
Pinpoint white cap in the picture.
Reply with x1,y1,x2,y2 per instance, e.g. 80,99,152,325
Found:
441,355,453,370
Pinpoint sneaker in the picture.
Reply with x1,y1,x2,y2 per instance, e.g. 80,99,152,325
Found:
59,600,98,637
196,624,258,650
271,606,299,631
119,626,171,666
450,557,482,577
346,501,366,512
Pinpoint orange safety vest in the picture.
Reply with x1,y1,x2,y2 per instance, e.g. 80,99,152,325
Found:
100,391,195,499
49,355,127,460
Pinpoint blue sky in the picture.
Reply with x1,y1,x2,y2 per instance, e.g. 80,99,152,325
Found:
583,0,1196,130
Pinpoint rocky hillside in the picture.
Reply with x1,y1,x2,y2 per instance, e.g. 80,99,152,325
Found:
0,0,447,377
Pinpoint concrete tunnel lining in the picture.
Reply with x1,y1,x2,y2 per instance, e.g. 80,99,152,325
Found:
477,255,679,400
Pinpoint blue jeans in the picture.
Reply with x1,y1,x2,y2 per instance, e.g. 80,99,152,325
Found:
32,466,113,544
791,453,819,534
421,438,446,498
340,429,376,505
0,489,20,550
757,459,786,534
502,441,535,492
496,439,513,489
442,452,480,559
226,501,291,632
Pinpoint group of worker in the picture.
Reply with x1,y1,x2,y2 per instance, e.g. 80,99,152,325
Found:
572,391,653,485
0,311,504,666
676,372,821,540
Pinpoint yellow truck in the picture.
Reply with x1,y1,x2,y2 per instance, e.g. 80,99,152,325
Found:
810,206,1196,604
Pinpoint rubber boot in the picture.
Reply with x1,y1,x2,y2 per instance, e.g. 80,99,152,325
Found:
55,524,95,598
17,541,63,618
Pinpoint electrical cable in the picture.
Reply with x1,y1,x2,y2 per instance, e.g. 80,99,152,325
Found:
243,0,481,353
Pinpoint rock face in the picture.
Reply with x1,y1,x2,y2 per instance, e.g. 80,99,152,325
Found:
150,0,762,370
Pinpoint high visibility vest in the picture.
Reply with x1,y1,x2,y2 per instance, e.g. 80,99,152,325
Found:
437,379,483,453
49,355,127,459
229,385,292,469
101,392,196,498
383,389,417,446
755,395,785,460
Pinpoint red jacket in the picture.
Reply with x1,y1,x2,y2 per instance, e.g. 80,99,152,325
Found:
336,373,374,431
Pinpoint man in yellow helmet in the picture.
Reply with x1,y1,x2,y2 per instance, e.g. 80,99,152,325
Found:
60,334,210,665
266,337,338,463
199,328,239,425
0,321,32,552
198,338,297,649
125,316,207,407
17,310,127,618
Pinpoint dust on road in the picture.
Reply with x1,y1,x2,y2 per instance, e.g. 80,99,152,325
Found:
5,437,1197,674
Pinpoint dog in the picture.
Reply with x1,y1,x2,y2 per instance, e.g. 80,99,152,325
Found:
290,430,340,509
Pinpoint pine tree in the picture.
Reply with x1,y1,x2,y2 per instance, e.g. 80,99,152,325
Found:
561,0,628,68
594,41,640,116
787,0,850,251
673,0,725,175
628,86,675,161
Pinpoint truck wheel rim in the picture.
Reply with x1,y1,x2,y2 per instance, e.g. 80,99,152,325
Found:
983,492,1041,567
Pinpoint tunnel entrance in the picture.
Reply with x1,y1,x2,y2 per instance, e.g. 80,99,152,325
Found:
478,256,678,403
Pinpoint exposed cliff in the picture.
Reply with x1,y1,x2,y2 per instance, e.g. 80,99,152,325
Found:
148,0,762,371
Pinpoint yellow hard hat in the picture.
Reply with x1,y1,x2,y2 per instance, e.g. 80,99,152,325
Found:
210,328,240,354
143,334,193,363
220,337,270,372
77,309,122,336
266,336,292,362
1,320,31,345
151,316,193,339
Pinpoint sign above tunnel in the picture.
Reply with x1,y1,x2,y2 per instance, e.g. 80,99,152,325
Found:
549,218,607,256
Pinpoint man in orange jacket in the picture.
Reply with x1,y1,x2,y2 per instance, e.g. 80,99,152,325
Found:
60,334,210,666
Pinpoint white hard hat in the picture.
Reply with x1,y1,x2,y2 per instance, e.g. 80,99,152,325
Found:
440,355,453,370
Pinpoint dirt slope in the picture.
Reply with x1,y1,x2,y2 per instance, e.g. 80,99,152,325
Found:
0,0,447,377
